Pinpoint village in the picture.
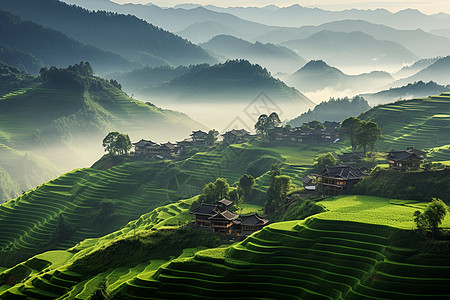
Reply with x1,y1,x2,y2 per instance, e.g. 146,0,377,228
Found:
130,117,428,237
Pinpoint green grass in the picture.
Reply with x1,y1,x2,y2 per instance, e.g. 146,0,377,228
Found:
316,195,450,229
360,94,450,160
239,204,264,215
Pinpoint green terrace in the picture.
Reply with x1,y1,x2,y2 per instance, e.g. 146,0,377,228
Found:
120,195,449,300
360,94,450,161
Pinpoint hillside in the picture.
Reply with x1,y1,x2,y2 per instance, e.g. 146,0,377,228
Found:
284,60,393,94
0,61,37,97
359,92,450,158
0,44,43,75
0,9,133,75
394,56,450,87
177,21,241,43
146,60,312,105
288,96,371,127
0,0,216,67
200,35,306,73
281,31,418,70
0,63,203,200
394,58,441,79
2,194,450,298
361,81,450,105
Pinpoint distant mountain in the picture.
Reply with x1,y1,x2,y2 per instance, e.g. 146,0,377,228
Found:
0,0,216,67
177,21,240,44
394,58,441,80
281,31,418,69
0,43,43,74
0,62,203,200
205,4,450,31
60,0,275,39
260,20,450,59
200,35,306,73
284,60,394,94
394,56,450,86
145,60,312,105
0,9,133,74
288,96,371,127
360,81,450,105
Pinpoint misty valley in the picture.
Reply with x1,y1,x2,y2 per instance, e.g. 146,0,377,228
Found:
0,0,450,299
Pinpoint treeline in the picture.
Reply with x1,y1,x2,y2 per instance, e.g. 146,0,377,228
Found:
0,61,37,96
352,168,450,203
289,96,370,127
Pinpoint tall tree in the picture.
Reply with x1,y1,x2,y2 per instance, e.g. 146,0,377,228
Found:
102,132,131,155
255,114,269,138
357,121,382,156
341,117,363,152
239,174,255,201
102,132,120,155
414,198,447,237
315,152,339,172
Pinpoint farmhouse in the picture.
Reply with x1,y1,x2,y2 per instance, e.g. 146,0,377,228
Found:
301,175,316,191
190,200,269,235
316,165,364,196
267,123,340,144
190,130,208,146
133,140,179,158
132,139,157,155
222,129,256,144
387,147,427,171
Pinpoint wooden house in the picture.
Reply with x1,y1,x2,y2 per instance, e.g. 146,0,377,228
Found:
133,139,156,156
301,175,316,191
190,202,238,234
387,147,427,171
316,165,364,195
190,130,208,146
233,214,269,237
222,129,256,144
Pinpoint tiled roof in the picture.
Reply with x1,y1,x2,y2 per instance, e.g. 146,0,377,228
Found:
218,198,233,206
209,210,239,221
387,148,426,161
133,139,155,147
234,214,269,226
319,165,364,179
190,203,220,217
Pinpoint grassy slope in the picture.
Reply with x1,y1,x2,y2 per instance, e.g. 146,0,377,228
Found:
359,93,450,161
120,195,449,299
0,76,203,201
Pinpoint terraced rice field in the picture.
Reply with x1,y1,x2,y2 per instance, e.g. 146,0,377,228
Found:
113,195,450,299
0,160,179,266
360,94,450,160
0,197,199,299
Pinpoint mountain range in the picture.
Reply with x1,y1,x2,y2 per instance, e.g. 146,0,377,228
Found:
0,0,216,70
283,60,394,94
0,9,133,75
200,35,306,73
361,81,450,105
392,56,450,87
281,31,418,69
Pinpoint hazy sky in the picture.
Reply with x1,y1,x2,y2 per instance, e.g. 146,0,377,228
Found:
111,0,450,14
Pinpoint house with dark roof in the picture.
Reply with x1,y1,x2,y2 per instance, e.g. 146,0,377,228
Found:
316,165,365,195
190,200,268,235
190,130,208,146
301,175,316,191
387,147,427,171
222,129,256,144
133,139,157,156
233,214,269,237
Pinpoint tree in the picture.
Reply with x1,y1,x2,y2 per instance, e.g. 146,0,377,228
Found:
414,198,448,236
206,129,219,146
239,174,255,201
265,164,291,215
309,120,325,130
356,121,382,156
255,114,269,138
341,117,363,152
109,79,122,90
254,112,281,139
102,132,131,155
202,178,230,203
315,152,339,172
102,132,120,155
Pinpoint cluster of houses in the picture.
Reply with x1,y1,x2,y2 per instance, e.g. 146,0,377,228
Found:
303,147,428,196
268,121,340,144
190,199,269,237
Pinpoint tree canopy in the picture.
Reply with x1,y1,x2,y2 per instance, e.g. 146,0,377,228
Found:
414,198,447,235
102,132,132,156
341,117,382,155
254,112,281,139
